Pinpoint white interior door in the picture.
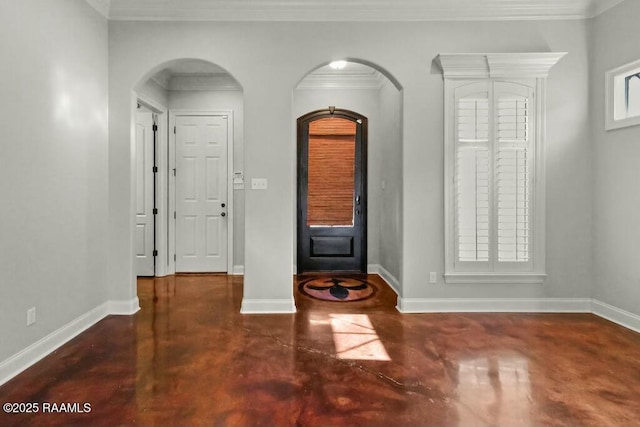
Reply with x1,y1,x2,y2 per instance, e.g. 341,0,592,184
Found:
135,110,155,276
175,115,228,272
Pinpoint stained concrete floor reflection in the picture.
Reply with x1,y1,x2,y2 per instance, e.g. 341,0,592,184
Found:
1,274,640,426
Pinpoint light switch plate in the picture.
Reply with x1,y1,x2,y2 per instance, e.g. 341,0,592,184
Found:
251,178,268,190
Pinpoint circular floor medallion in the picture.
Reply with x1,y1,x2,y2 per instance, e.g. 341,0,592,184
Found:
299,277,376,302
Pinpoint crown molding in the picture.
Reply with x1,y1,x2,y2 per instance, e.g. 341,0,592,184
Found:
436,52,568,79
85,0,110,18
151,73,241,91
169,74,242,91
106,0,616,22
588,0,626,18
297,69,386,90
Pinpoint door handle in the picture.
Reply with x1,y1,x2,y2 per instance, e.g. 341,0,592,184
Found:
355,195,361,205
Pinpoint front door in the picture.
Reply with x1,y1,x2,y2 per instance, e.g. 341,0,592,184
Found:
175,115,229,272
297,109,367,273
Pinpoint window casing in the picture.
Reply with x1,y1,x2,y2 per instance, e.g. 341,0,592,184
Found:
438,53,565,284
606,58,640,130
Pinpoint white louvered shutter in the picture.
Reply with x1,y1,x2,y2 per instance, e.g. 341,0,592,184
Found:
454,83,490,264
495,82,534,264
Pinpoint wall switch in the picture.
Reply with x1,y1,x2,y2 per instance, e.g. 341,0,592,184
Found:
429,272,437,284
27,307,36,326
251,178,268,190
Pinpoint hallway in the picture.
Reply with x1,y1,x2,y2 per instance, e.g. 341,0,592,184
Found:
1,275,639,426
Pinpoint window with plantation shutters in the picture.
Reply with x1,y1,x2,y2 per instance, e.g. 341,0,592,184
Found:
438,51,565,284
495,83,533,263
456,92,490,263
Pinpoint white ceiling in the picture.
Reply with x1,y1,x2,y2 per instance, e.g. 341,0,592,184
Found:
88,0,625,21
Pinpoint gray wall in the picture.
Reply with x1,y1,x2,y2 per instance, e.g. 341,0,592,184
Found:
0,1,109,361
3,0,629,378
377,80,403,281
108,19,592,307
590,0,640,315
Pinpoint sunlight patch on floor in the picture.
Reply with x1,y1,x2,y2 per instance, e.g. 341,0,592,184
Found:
329,314,391,361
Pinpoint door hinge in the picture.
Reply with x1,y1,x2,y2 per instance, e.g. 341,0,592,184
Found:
174,211,176,219
152,166,158,173
152,250,158,257
174,126,176,134
153,208,158,215
173,168,176,177
174,254,177,262
152,124,158,132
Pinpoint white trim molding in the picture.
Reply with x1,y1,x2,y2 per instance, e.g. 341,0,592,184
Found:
240,299,297,314
0,298,140,386
232,265,245,275
444,273,547,284
605,58,640,130
439,52,566,286
108,297,141,315
436,53,567,79
395,296,640,335
592,299,640,333
106,0,617,22
85,0,111,18
368,264,401,296
396,297,592,314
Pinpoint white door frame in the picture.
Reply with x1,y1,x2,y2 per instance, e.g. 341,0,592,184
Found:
168,110,234,274
136,94,170,277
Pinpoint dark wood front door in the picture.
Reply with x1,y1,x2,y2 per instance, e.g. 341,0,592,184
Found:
297,109,367,273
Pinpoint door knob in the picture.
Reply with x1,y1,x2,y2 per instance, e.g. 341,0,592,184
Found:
355,196,361,205
221,212,226,217
221,203,226,208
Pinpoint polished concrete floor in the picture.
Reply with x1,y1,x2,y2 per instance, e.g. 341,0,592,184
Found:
1,274,639,426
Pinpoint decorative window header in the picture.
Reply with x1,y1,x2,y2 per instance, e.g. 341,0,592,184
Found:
436,52,567,79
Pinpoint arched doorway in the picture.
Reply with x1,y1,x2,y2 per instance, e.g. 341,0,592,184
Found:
293,60,403,286
133,59,244,277
297,108,368,273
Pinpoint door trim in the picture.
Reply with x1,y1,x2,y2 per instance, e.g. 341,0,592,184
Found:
169,110,234,274
297,108,368,273
136,94,169,277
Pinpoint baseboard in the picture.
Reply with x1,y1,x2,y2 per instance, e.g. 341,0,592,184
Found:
108,297,140,315
232,265,244,275
370,264,400,296
0,298,140,386
396,297,592,314
240,298,296,314
0,303,109,386
592,299,640,333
